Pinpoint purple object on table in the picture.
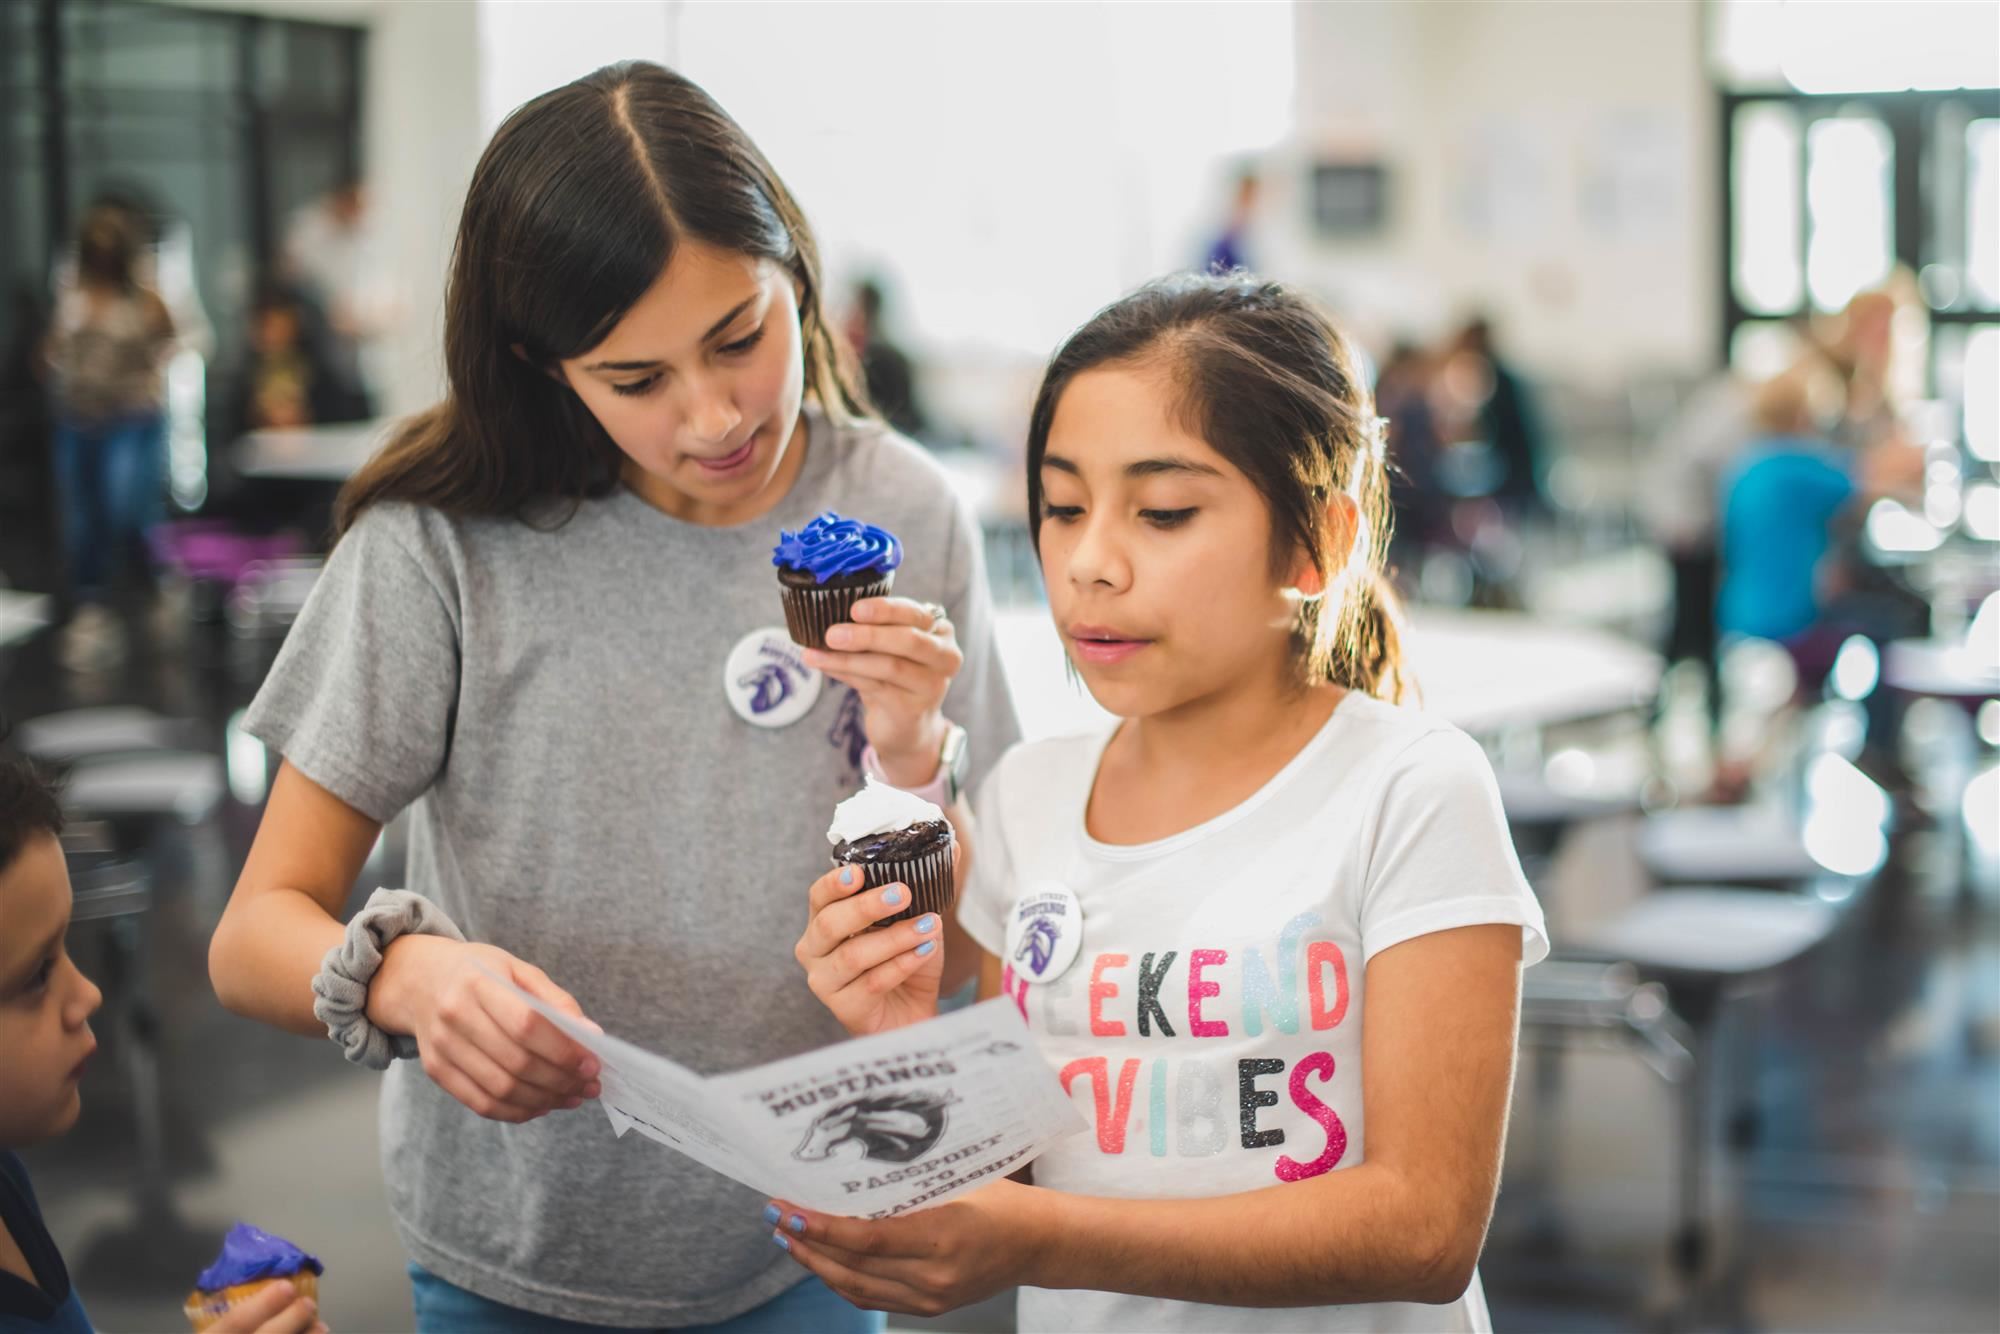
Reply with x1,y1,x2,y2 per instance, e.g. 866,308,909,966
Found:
149,522,303,589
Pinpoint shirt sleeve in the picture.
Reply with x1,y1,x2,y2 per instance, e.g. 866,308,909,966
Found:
1357,727,1549,968
937,491,1023,794
955,757,1015,959
241,505,461,823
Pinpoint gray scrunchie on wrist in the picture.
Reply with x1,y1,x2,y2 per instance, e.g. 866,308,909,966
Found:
313,887,466,1070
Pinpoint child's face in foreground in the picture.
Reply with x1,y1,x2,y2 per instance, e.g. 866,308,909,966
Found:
556,240,808,525
1037,363,1305,719
0,834,102,1147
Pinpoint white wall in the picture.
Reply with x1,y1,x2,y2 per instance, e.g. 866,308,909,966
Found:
363,1,484,418
478,0,678,138
674,0,1293,363
1276,0,1717,386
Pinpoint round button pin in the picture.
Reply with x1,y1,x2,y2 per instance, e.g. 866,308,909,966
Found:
1003,881,1084,985
723,627,823,728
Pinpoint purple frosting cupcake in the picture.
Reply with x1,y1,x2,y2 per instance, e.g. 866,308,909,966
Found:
186,1223,323,1331
773,511,902,650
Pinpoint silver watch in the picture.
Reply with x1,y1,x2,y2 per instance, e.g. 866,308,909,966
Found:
939,722,970,804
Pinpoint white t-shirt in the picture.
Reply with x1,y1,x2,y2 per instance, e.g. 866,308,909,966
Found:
958,691,1549,1334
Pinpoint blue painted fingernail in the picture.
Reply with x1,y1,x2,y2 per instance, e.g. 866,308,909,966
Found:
916,939,936,956
839,867,856,887
788,1214,806,1233
762,1203,781,1226
915,914,938,933
882,886,904,907
772,1230,791,1251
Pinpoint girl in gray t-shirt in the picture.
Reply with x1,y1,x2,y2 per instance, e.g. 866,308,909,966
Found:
210,60,1019,1332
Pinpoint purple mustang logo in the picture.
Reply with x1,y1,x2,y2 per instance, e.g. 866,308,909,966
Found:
1014,914,1061,977
737,661,799,715
827,686,867,774
792,1090,952,1165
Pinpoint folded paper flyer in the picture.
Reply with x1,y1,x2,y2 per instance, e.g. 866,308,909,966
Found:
491,971,1085,1219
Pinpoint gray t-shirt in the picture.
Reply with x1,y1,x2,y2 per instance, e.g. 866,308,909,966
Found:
244,408,1021,1326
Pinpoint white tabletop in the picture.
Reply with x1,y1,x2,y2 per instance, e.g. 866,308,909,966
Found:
235,420,389,481
0,589,51,649
993,605,1663,743
1883,638,2000,701
1401,609,1663,734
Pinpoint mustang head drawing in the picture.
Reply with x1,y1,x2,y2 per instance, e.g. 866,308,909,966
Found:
792,1090,952,1164
737,661,797,715
1014,914,1062,977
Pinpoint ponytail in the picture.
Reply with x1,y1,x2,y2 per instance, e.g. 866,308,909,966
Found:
1302,421,1414,704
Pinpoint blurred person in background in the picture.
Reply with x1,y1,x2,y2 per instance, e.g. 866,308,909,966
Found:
53,189,213,366
42,204,175,673
237,281,347,433
1204,165,1262,274
842,276,927,440
1717,362,1925,774
1806,271,1925,452
1641,370,1756,724
280,179,389,422
1439,315,1547,520
1374,338,1450,578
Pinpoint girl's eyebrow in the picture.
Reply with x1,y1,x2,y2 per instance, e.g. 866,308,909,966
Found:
582,295,760,372
1040,453,1221,479
1124,456,1223,479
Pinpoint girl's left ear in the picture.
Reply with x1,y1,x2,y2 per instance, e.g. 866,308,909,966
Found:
1290,494,1361,599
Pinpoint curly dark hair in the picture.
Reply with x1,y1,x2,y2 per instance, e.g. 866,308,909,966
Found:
0,748,64,877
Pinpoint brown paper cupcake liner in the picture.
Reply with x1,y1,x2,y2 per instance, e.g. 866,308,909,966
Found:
780,573,895,650
837,835,956,930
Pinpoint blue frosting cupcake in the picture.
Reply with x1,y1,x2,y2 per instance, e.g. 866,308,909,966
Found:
773,511,902,649
185,1223,323,1330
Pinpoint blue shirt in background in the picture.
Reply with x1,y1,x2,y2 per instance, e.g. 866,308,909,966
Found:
1717,437,1855,642
0,1152,92,1334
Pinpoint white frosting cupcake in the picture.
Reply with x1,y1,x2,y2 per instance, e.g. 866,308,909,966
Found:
826,775,947,846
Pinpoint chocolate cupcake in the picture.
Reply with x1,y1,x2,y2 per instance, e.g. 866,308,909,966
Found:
827,776,956,929
773,511,902,650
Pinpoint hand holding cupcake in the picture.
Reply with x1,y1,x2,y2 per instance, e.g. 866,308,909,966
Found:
792,777,956,1037
774,511,965,787
185,1223,325,1333
826,776,958,926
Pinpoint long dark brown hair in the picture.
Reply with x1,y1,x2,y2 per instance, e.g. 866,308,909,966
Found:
1026,271,1411,703
335,61,866,536
75,206,142,293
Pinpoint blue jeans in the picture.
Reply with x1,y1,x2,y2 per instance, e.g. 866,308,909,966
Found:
406,1264,886,1334
52,412,164,601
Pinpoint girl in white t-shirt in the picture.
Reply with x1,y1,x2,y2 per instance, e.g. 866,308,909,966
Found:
784,273,1548,1333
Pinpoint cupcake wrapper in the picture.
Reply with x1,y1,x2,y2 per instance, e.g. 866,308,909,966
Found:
837,835,956,930
781,573,895,651
185,1273,319,1332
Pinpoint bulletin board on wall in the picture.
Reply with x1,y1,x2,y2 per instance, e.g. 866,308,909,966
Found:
1308,160,1390,238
